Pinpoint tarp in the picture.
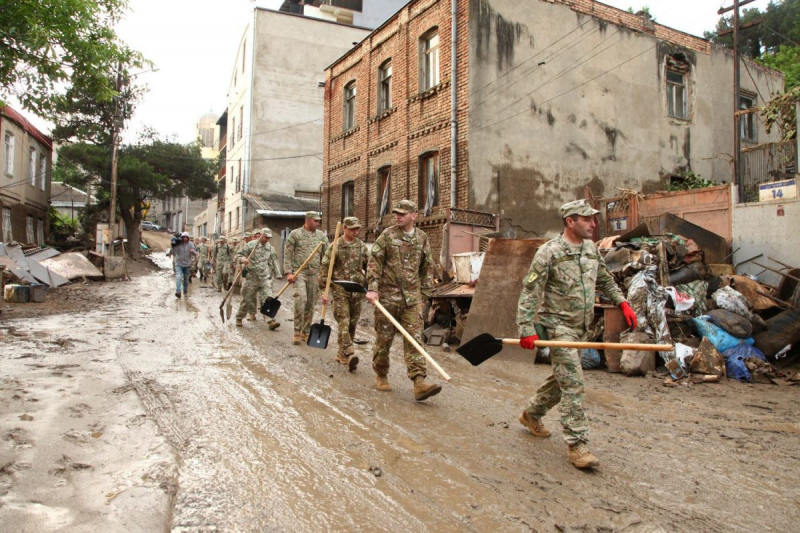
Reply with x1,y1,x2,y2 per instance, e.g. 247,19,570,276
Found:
39,252,103,281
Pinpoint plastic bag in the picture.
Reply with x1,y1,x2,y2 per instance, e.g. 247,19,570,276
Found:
711,286,753,320
706,309,753,339
691,316,754,353
580,349,602,370
665,287,695,312
722,343,767,382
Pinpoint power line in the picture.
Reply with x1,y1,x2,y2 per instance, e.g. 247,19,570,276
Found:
762,24,800,48
476,45,657,133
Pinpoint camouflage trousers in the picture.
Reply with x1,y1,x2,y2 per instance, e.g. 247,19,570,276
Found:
524,327,589,446
331,285,364,357
372,301,426,381
293,273,319,335
236,275,274,320
216,264,231,289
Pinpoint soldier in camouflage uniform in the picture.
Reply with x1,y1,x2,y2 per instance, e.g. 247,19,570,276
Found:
517,199,637,469
320,216,369,371
198,237,212,282
366,200,442,402
284,212,329,345
235,228,282,329
213,237,234,292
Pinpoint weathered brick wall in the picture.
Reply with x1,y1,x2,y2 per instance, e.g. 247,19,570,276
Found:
323,0,471,257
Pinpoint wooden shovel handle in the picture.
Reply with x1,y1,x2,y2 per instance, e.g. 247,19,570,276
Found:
220,241,260,309
373,301,451,381
503,339,673,351
274,241,325,299
320,222,342,319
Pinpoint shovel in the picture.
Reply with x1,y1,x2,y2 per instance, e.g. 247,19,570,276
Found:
260,241,324,318
333,280,451,381
308,222,341,349
456,333,674,367
219,241,260,322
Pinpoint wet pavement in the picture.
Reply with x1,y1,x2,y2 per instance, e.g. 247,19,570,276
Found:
2,254,800,532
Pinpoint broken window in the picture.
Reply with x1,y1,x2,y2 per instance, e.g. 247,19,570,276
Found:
418,151,439,216
343,81,356,131
420,29,440,91
28,148,36,186
377,166,391,222
4,132,14,176
378,60,392,113
342,180,355,218
665,55,690,120
2,207,12,242
26,215,33,243
739,93,756,142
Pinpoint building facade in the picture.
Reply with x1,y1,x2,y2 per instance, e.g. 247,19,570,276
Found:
222,3,407,238
323,0,783,260
1,105,52,245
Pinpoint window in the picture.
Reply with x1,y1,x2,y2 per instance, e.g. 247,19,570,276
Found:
235,207,240,229
236,160,241,192
739,94,756,142
231,116,236,147
343,81,356,131
26,215,34,243
227,212,232,232
37,219,44,245
242,41,246,73
377,166,391,220
420,29,440,91
2,207,11,242
29,148,36,186
38,155,46,190
238,107,243,140
665,54,690,120
3,132,14,176
342,181,355,218
378,60,392,113
418,151,439,216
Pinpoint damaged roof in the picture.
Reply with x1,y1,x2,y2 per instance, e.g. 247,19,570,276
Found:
245,192,321,217
49,182,97,206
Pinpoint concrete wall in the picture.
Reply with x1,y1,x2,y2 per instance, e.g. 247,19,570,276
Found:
732,195,800,287
467,0,783,239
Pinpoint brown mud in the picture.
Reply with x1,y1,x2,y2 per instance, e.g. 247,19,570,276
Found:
1,252,798,532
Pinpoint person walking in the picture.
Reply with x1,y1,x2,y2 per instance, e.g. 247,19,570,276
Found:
366,200,441,402
196,237,211,282
213,237,233,292
168,232,197,298
320,216,369,371
284,212,328,345
235,228,282,330
516,199,637,469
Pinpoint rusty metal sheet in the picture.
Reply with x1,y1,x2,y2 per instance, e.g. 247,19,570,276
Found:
462,239,546,351
39,252,103,281
655,212,729,264
431,281,475,299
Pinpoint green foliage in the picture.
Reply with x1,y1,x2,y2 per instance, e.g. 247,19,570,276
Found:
49,207,79,241
664,171,717,192
761,86,799,140
626,5,654,20
757,45,800,91
0,0,147,119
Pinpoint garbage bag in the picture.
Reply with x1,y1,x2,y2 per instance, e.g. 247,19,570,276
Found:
706,309,753,339
580,349,602,370
722,344,767,382
665,286,695,312
711,286,754,321
627,267,674,362
691,316,755,353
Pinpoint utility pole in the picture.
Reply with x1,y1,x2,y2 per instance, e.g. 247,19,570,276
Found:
108,61,122,256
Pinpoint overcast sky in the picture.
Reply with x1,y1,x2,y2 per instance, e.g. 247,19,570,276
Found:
14,0,773,143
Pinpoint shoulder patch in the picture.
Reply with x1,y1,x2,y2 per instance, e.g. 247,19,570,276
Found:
525,271,539,285
371,244,381,254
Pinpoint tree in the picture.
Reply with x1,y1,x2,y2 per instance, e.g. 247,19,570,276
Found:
0,0,145,118
58,135,217,258
757,45,800,91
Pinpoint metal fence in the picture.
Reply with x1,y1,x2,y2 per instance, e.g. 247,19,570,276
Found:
738,141,797,203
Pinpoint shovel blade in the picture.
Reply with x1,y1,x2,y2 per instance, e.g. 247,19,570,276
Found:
219,306,226,323
455,333,504,366
307,321,331,349
225,299,233,320
261,297,281,318
333,280,367,293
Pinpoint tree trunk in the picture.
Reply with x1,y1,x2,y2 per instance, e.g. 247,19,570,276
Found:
119,206,142,259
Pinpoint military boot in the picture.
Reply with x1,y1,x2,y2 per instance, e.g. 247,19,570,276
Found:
292,333,303,345
568,443,600,469
519,411,551,438
268,320,280,330
347,354,358,373
413,376,442,402
216,287,222,293
235,318,243,327
375,375,392,391
248,313,257,321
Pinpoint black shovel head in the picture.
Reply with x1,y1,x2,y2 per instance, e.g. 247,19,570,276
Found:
261,297,281,318
307,320,331,349
455,333,504,366
333,280,367,293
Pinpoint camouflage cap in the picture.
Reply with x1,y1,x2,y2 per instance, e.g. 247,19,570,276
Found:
343,216,361,229
392,199,417,214
252,228,262,234
560,199,600,218
260,227,272,238
305,211,322,221
243,231,252,238
217,237,226,242
231,236,240,244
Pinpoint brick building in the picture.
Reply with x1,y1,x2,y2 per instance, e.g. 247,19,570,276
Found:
323,0,782,265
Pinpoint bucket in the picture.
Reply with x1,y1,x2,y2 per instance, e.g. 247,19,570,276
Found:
29,283,45,303
4,284,30,303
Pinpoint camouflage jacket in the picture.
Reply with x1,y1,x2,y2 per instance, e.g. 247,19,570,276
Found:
237,240,281,280
517,234,625,337
213,243,234,266
320,237,369,289
367,225,435,307
283,227,328,277
196,243,211,263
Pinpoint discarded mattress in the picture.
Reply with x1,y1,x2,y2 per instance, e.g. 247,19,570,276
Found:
39,252,103,281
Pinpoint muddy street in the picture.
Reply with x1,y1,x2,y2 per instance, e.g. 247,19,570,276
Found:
2,256,799,532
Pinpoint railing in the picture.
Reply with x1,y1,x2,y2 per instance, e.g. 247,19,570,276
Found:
738,140,797,203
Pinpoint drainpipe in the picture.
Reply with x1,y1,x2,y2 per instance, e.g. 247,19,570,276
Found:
450,0,458,209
